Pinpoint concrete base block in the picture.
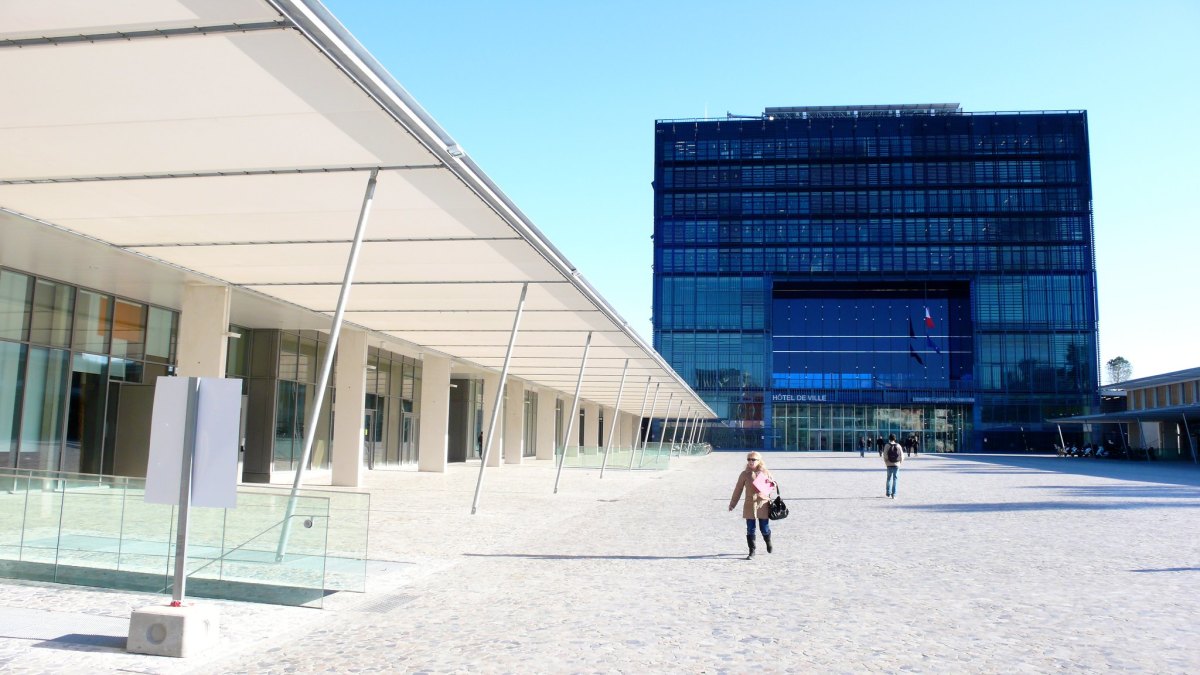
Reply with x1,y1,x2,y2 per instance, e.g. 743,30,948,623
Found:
127,604,219,658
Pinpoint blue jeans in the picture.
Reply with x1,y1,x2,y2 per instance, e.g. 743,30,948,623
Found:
885,466,899,496
745,518,771,537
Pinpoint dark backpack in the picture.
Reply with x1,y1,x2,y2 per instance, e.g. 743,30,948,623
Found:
886,443,901,463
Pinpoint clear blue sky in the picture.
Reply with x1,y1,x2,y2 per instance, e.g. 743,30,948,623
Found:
324,0,1198,382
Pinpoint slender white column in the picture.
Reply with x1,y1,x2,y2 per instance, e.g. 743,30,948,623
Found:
677,410,691,450
535,388,556,460
175,284,231,378
600,359,629,478
278,169,378,560
634,383,660,468
331,330,368,487
417,354,451,472
553,332,592,494
671,409,686,445
628,378,651,467
472,283,529,514
659,395,676,447
481,372,502,467
503,378,525,464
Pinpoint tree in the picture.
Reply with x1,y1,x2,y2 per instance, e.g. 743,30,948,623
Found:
1106,356,1132,384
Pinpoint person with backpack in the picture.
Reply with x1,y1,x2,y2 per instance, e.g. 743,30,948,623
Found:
883,433,904,499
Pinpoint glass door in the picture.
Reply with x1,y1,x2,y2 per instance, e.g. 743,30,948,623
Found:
363,410,378,469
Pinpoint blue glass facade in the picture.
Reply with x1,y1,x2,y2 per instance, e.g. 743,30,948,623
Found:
653,106,1098,451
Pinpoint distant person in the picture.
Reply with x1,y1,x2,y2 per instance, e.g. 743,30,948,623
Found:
883,433,904,499
858,435,866,458
910,434,921,456
875,435,886,457
729,451,776,560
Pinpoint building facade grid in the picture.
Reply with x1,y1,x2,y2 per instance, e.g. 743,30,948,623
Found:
653,106,1099,452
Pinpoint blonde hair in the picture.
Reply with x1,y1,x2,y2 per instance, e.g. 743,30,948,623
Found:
745,451,765,471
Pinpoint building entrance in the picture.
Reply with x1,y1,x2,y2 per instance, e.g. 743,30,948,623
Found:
771,403,969,453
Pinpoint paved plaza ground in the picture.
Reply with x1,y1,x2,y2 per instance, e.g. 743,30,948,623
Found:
2,451,1199,673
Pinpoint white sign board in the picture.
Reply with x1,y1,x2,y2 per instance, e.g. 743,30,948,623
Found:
145,377,241,508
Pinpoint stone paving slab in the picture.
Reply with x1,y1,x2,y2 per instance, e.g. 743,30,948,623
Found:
1,453,1198,673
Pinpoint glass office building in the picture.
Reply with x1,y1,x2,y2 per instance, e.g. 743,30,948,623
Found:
653,105,1098,451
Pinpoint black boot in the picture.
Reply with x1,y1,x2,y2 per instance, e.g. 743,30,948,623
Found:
763,534,773,553
745,535,756,560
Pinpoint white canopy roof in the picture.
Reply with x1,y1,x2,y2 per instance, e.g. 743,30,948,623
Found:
0,0,713,418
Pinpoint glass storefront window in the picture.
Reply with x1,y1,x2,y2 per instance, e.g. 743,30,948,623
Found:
279,332,299,382
111,299,147,360
72,290,112,354
226,326,251,378
145,306,175,365
0,342,26,467
275,380,298,470
30,279,74,348
66,352,109,474
523,390,537,458
297,336,318,384
0,271,31,342
19,347,69,471
0,267,179,475
109,357,143,384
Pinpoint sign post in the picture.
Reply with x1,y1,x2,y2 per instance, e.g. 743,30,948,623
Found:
128,376,239,658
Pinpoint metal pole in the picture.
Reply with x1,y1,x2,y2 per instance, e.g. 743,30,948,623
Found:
170,377,199,605
629,378,652,470
599,359,630,478
677,410,689,451
681,411,695,449
471,283,529,514
1057,424,1066,455
633,381,662,466
658,394,676,458
635,383,660,468
554,332,592,494
277,169,378,561
670,407,685,446
1182,414,1197,464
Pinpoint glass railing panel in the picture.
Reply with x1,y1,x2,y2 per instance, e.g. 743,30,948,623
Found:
16,474,65,567
206,490,330,607
0,467,346,608
54,474,127,571
321,490,369,593
0,471,30,560
635,444,672,469
115,483,174,583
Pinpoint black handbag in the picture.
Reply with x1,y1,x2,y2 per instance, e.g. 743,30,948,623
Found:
768,486,789,520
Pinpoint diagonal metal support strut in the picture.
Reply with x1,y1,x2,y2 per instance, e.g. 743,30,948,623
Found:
276,168,378,561
471,283,529,514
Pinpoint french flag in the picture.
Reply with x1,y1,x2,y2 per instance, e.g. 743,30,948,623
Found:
924,307,935,330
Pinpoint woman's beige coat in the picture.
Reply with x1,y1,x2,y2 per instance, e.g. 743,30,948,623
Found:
729,468,775,519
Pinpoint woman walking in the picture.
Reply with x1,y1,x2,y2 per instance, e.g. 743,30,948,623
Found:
729,451,776,560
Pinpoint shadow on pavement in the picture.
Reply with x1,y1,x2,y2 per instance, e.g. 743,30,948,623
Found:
931,454,1200,487
1027,484,1200,499
1131,567,1200,573
902,500,1200,513
462,553,742,561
